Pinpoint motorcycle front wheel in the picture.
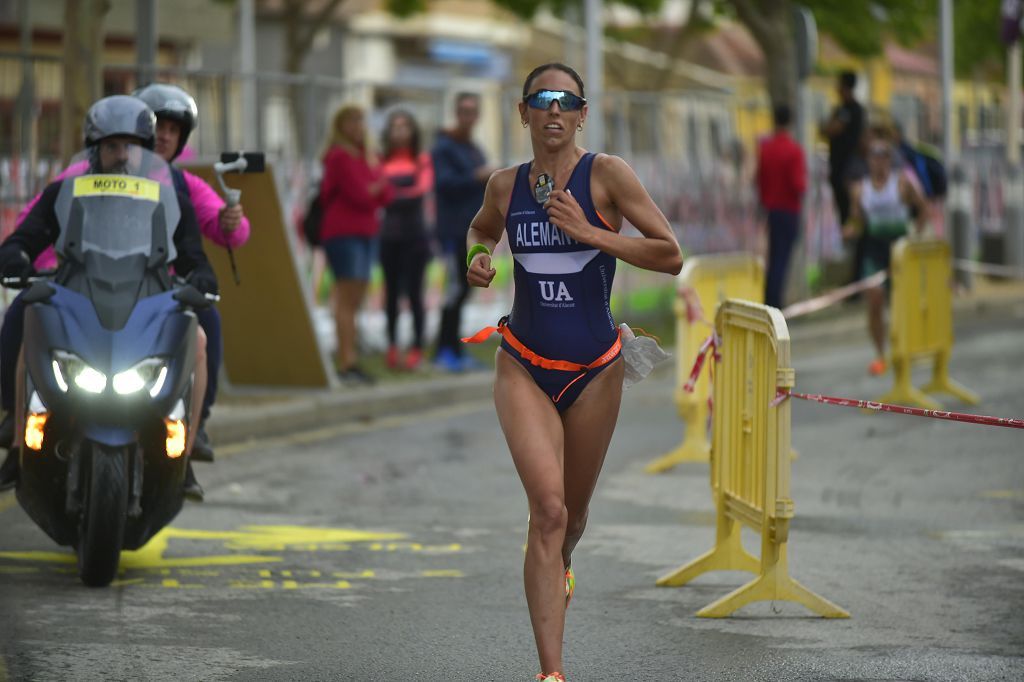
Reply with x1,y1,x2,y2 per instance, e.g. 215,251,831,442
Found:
76,442,129,587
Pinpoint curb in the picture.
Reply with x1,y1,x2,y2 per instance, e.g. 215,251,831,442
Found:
205,371,494,448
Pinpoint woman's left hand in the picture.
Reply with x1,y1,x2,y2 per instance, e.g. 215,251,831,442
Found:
544,189,594,244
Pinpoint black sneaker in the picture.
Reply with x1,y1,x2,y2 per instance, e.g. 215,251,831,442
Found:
0,413,13,450
0,448,18,492
338,366,376,386
191,424,214,462
183,462,204,502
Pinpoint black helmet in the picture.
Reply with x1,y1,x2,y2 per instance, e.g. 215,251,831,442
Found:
132,83,198,160
83,95,156,149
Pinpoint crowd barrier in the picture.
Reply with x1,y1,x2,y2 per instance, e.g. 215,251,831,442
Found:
645,254,763,473
878,239,979,410
656,299,848,618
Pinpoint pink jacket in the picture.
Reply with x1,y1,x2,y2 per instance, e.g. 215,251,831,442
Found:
17,165,251,270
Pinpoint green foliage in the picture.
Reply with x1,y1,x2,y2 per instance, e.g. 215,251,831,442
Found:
489,0,663,21
385,0,427,18
804,0,934,57
953,0,1006,79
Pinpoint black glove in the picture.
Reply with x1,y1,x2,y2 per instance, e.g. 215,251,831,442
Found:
189,271,219,297
0,248,34,283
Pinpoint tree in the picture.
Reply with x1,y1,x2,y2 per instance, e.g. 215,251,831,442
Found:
690,0,934,113
277,0,424,158
61,0,112,163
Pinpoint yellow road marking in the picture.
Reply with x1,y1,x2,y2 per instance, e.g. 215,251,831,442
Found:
421,569,465,578
215,400,489,459
982,489,1024,500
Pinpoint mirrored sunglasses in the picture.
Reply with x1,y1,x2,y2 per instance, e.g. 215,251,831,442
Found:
523,90,587,112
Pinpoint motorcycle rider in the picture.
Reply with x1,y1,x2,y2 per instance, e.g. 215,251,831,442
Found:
1,83,247,464
0,95,216,500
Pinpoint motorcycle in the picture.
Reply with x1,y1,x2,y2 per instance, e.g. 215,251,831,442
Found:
6,146,212,587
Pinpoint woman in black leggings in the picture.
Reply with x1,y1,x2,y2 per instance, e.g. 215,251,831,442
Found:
380,110,434,370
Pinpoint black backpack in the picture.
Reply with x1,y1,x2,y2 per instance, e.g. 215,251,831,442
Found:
302,191,323,247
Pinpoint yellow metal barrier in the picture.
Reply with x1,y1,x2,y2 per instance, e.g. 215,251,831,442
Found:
645,254,763,473
877,239,979,410
657,299,848,618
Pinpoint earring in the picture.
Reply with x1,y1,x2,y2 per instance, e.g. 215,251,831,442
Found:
577,124,583,131
522,121,528,128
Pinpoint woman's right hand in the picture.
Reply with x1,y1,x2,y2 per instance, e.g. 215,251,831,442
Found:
467,253,496,288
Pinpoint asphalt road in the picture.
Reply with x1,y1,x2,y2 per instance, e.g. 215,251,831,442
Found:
1,310,1023,681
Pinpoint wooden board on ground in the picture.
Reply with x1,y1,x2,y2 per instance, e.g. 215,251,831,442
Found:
184,164,331,388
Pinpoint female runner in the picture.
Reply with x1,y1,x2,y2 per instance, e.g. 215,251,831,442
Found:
463,63,682,681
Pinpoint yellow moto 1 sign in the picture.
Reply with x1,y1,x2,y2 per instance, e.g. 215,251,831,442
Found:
73,175,160,202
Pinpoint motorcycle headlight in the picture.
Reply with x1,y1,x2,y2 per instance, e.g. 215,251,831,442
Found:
52,350,106,394
112,358,167,396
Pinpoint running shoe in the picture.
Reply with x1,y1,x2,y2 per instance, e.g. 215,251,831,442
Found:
536,674,566,682
433,347,463,373
867,358,887,376
565,566,575,608
460,354,486,372
386,345,400,370
404,347,423,371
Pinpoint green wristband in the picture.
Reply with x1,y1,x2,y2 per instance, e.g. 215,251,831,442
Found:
466,244,491,268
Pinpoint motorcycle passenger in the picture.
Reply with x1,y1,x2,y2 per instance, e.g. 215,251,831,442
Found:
133,83,250,462
0,95,216,500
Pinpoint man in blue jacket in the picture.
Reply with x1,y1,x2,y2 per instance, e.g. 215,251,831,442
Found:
432,93,493,372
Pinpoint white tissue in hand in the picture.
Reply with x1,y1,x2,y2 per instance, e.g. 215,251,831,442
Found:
618,323,671,389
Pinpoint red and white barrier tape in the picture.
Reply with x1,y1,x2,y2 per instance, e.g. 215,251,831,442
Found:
683,333,1023,430
773,389,1024,430
781,271,887,320
682,332,720,393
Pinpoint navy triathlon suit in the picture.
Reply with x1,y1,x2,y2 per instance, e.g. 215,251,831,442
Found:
501,152,621,411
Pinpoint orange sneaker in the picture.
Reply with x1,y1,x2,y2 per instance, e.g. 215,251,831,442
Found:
564,566,575,608
536,674,566,682
868,358,887,376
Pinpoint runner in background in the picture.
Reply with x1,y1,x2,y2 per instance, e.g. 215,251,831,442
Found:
844,125,928,376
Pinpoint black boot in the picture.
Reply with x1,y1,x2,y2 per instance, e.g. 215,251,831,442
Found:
0,448,18,492
183,462,204,502
0,413,13,450
191,423,214,462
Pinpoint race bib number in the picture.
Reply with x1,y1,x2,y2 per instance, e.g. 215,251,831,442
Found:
73,175,160,202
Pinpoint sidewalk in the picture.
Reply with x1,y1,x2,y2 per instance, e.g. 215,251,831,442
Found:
205,278,1024,449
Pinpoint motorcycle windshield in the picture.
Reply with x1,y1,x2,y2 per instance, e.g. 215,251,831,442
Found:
51,147,181,330
54,147,180,263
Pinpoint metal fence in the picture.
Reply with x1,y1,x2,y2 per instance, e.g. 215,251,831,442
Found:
0,53,1011,314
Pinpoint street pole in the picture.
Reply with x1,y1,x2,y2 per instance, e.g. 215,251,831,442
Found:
584,0,604,151
940,0,971,287
1006,41,1024,268
135,0,156,86
939,0,954,164
239,0,258,150
16,0,35,194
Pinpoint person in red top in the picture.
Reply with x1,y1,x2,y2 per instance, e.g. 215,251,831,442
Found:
756,104,807,308
320,105,392,384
